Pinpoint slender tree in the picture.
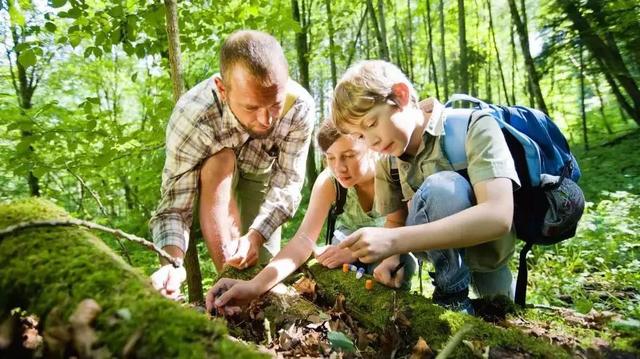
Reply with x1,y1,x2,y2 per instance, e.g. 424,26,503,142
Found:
366,0,390,61
439,0,448,99
292,0,318,185
457,0,469,94
163,0,203,304
324,0,337,88
346,4,369,68
508,0,549,114
5,1,47,197
579,43,588,151
486,0,509,104
559,0,640,125
406,0,414,81
424,0,440,99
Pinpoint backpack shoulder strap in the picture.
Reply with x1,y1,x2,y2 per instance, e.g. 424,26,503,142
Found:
442,108,473,171
325,177,347,245
281,92,298,119
389,156,400,183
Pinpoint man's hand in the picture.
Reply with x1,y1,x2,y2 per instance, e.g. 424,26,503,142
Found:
315,245,354,269
150,264,187,300
224,229,263,269
205,278,260,316
338,227,398,263
373,255,404,288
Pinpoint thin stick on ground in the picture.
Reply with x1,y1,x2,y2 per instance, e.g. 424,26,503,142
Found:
435,324,473,359
0,219,182,267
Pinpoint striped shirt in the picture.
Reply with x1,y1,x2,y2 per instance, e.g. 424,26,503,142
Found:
150,75,315,252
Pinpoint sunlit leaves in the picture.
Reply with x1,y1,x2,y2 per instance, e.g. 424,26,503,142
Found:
49,0,67,8
17,49,37,68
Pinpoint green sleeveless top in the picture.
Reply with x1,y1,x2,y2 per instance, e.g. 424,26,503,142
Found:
335,180,385,233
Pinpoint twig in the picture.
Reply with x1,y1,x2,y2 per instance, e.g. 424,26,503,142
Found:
435,324,473,359
0,219,182,267
65,165,108,216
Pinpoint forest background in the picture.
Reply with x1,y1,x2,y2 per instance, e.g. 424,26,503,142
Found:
1,0,639,345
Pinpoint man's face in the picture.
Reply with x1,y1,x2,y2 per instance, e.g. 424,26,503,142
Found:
217,65,287,139
342,103,416,157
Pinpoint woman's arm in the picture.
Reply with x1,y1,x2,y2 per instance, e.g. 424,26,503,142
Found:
247,170,336,295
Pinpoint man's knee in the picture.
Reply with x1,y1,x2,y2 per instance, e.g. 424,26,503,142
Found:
201,148,236,183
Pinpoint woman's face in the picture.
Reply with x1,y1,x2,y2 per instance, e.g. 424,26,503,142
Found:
325,135,373,188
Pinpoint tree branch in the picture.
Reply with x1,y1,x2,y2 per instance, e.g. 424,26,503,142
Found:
0,218,182,267
65,164,108,216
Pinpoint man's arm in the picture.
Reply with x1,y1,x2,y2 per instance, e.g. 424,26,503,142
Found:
198,149,243,271
250,100,315,240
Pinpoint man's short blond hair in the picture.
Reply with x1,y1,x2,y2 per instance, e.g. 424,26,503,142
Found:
331,60,418,132
220,30,288,89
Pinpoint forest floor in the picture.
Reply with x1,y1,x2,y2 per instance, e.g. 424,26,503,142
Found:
92,129,640,357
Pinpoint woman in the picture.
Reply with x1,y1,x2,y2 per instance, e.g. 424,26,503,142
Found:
206,120,413,315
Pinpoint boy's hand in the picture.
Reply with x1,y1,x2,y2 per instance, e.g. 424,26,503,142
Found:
315,245,353,269
338,227,397,263
373,255,404,288
205,278,260,316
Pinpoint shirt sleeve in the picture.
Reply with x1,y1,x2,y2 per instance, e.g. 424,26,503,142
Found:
250,100,315,239
465,113,520,188
374,156,404,216
149,104,217,252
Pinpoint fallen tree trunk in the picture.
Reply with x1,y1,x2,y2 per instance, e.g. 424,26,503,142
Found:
306,264,566,358
0,198,264,358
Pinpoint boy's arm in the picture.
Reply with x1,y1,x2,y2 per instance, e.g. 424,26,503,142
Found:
393,177,513,253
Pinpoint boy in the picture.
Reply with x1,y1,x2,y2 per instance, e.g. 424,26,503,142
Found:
332,60,519,312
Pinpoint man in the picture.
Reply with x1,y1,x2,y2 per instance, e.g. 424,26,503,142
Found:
150,30,315,299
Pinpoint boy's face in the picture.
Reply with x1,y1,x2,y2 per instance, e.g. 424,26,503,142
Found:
342,103,416,157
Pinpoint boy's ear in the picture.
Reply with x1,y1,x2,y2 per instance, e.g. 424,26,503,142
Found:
390,83,411,108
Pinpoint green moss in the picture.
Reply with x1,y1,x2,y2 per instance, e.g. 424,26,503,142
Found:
0,198,265,358
308,263,568,358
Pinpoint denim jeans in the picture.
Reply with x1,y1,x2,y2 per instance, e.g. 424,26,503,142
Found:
406,171,513,304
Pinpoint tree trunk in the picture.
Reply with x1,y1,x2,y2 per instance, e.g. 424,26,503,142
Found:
346,4,369,68
164,0,185,103
164,0,203,305
424,0,440,99
508,0,549,114
7,3,41,197
406,0,414,81
366,0,390,61
0,199,261,358
0,199,617,358
324,0,337,88
439,0,448,99
559,0,640,125
591,74,614,135
292,0,318,186
457,0,469,95
510,21,517,105
376,0,390,61
487,0,510,105
579,44,589,151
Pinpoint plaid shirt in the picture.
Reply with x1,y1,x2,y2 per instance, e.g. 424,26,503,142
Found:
150,75,315,252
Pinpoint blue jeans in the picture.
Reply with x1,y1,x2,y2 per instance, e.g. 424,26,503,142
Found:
406,171,513,305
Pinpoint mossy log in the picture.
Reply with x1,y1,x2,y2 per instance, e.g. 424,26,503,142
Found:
306,263,569,358
0,198,264,358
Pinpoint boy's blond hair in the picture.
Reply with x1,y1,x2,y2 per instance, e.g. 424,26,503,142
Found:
331,60,418,132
